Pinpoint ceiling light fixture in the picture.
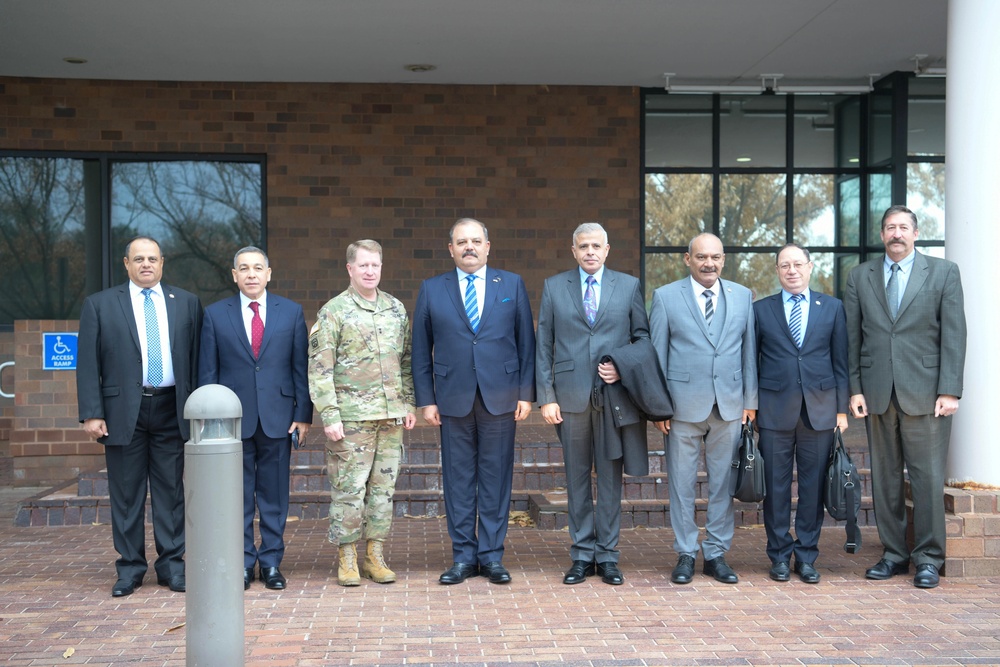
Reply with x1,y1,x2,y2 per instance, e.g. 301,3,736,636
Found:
663,72,876,95
62,57,88,65
735,156,752,163
404,64,436,73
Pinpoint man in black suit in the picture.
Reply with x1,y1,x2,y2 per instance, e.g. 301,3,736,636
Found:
754,243,848,584
77,236,203,597
199,246,312,591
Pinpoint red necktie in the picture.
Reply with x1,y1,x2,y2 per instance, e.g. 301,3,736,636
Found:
249,301,264,358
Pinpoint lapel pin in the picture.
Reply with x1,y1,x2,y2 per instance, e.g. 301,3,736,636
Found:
168,293,175,299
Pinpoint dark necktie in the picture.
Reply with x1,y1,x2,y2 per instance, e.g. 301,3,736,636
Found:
250,301,264,358
788,293,804,347
141,288,163,387
886,262,900,319
583,275,598,326
703,289,714,326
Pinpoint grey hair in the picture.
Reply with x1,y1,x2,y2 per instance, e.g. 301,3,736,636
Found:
775,243,811,265
124,235,161,259
233,246,269,269
449,218,489,244
347,239,383,263
687,233,723,254
572,222,608,246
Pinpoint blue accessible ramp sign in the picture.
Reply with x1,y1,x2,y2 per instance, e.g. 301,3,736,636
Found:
43,333,78,370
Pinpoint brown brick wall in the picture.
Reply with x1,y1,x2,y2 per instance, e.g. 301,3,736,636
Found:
0,76,642,485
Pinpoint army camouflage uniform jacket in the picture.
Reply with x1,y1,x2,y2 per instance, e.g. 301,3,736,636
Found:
308,286,415,426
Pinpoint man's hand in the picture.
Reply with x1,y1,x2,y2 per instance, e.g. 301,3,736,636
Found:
597,361,620,384
836,413,849,432
83,418,108,440
743,409,756,424
422,405,441,427
540,403,563,425
654,419,670,435
289,422,311,446
850,394,868,418
403,413,417,430
935,395,959,418
324,422,345,442
514,401,532,421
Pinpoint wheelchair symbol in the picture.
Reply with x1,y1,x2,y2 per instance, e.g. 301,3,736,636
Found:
53,336,71,354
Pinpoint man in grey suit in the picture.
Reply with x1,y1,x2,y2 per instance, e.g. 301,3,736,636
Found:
845,205,967,589
649,233,757,584
536,222,649,585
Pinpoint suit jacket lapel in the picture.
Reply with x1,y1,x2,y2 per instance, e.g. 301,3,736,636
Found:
683,281,715,344
445,271,476,333
563,271,588,323
258,294,281,357
867,258,893,319
479,269,500,328
162,283,178,351
767,293,797,349
592,270,616,327
116,284,141,352
227,295,255,358
896,252,928,319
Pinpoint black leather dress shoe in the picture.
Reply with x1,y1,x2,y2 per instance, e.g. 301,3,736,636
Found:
597,562,624,585
480,561,511,584
261,566,287,590
703,556,738,584
112,578,142,597
794,561,821,584
439,562,478,585
563,560,596,584
244,567,255,590
865,558,909,580
913,563,940,589
769,561,791,582
157,574,186,592
671,555,696,584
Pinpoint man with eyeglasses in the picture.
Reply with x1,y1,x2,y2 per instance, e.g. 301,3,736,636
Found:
754,243,848,584
845,205,967,589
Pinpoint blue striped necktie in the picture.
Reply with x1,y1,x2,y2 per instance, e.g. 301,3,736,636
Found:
788,293,804,348
142,288,163,386
583,275,598,326
464,274,479,332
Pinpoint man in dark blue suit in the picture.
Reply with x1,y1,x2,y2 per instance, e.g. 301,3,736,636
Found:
411,218,535,585
754,243,848,583
199,246,313,591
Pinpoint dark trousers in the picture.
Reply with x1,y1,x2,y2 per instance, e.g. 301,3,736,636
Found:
243,423,292,569
439,390,515,565
759,411,833,565
868,391,951,568
557,406,623,564
104,391,185,582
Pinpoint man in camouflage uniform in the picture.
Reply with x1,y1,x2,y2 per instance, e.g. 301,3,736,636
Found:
308,239,416,586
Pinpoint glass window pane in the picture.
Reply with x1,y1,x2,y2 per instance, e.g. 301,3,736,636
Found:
792,174,835,246
643,252,690,306
111,161,264,305
645,95,713,168
867,173,892,246
837,253,861,296
837,97,862,168
645,173,712,247
721,251,779,301
838,176,861,246
0,157,87,325
908,78,945,157
719,174,786,247
720,95,786,168
794,95,848,168
868,85,893,166
907,162,945,241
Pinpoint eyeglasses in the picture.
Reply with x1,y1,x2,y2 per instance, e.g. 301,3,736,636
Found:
777,262,810,271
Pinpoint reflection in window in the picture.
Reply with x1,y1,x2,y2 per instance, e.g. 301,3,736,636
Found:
720,252,779,300
0,157,87,324
111,161,264,304
645,174,711,248
907,162,945,240
645,96,713,168
719,174,786,247
868,173,892,246
908,78,945,157
643,252,689,307
792,175,835,246
838,177,861,246
794,96,849,168
720,96,786,168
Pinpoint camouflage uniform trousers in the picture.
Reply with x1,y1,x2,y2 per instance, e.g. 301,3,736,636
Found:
326,418,403,545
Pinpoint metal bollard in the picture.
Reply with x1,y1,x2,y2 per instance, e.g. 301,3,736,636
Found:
184,384,244,667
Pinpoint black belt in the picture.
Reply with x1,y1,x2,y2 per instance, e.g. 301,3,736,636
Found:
141,385,175,397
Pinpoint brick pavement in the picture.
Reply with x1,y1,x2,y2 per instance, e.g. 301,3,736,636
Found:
2,511,1000,667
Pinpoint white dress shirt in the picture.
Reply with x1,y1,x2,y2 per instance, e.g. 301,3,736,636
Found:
129,281,175,387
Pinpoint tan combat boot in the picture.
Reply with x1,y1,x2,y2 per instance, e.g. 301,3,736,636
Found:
361,540,396,584
337,543,361,586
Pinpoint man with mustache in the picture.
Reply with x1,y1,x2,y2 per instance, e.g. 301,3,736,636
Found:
411,218,535,585
844,205,966,588
649,233,757,584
